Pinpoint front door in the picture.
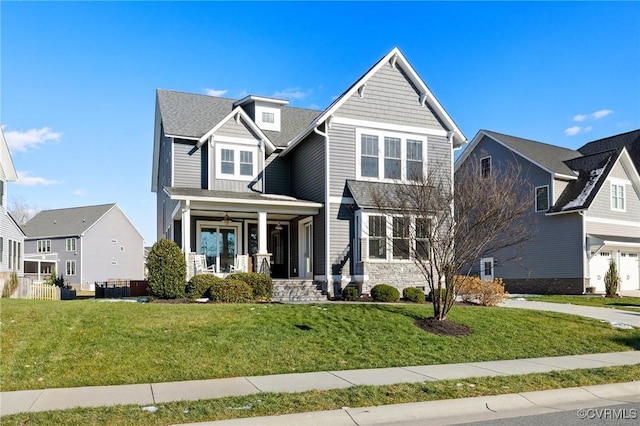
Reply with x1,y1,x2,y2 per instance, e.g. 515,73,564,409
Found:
248,223,288,278
299,219,313,279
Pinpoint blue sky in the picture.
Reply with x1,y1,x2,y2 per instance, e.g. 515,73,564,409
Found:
2,1,639,245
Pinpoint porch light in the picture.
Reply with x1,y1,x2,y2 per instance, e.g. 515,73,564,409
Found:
275,222,283,231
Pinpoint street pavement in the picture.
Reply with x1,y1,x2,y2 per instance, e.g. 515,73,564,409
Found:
1,298,638,424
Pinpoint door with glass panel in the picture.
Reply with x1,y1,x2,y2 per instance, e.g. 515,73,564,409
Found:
199,225,237,273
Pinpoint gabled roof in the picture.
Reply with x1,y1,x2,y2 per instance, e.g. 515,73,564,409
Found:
22,203,117,239
282,47,467,155
0,126,18,182
578,128,640,170
455,130,581,178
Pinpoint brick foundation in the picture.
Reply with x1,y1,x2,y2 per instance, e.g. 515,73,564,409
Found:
503,278,584,295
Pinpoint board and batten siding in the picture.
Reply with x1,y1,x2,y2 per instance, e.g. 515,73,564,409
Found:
337,62,447,132
158,132,178,240
264,153,291,195
289,132,325,202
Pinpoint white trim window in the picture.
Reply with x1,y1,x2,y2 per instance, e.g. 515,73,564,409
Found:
535,186,549,212
66,260,76,276
481,156,491,178
37,240,51,253
361,213,431,262
215,143,258,181
66,238,77,252
611,183,625,211
261,111,275,124
356,129,426,182
480,257,494,280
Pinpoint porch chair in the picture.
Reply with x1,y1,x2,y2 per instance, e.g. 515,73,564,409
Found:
230,254,249,273
194,254,216,274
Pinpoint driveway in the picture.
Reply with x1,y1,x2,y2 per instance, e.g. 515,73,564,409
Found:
500,299,640,328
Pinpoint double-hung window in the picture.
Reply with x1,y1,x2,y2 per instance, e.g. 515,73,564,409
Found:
535,186,549,212
215,142,258,181
357,129,425,182
481,156,491,178
37,240,51,253
66,238,76,251
368,216,387,259
66,260,76,276
392,217,410,259
415,218,431,260
362,214,431,262
611,183,625,211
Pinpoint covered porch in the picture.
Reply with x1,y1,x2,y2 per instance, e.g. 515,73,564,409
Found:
165,188,322,280
23,253,58,283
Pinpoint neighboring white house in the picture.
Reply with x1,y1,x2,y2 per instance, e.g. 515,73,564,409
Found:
22,203,145,289
0,127,25,286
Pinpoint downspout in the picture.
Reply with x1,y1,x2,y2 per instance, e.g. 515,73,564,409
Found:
313,122,332,297
580,211,590,294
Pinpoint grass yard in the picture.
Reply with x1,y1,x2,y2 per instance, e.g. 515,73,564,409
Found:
1,299,638,391
1,365,638,425
522,295,640,312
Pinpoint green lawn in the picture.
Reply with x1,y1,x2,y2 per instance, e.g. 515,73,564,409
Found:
521,295,640,312
1,299,638,391
1,365,638,426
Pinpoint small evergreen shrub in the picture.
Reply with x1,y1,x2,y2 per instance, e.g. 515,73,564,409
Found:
226,272,273,300
341,286,359,301
186,274,224,299
209,278,253,303
371,284,400,302
147,239,186,299
604,259,621,297
457,275,508,306
403,287,425,303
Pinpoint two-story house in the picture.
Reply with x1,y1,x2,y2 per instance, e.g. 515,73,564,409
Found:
0,127,25,284
455,129,640,294
152,47,466,297
22,203,145,289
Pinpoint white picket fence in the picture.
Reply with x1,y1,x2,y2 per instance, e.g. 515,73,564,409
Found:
30,283,61,300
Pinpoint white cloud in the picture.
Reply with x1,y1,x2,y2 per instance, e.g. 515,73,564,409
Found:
573,114,588,122
204,88,228,97
2,126,62,152
592,109,613,119
273,87,308,100
15,171,60,186
564,126,593,136
74,189,87,196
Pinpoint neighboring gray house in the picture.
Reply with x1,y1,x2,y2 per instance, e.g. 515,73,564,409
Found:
22,203,145,289
455,129,640,294
152,47,466,296
0,127,25,280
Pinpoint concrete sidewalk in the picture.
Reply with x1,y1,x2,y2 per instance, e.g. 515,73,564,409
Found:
1,351,639,417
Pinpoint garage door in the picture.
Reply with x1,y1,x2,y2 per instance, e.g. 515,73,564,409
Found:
620,252,640,291
589,251,611,293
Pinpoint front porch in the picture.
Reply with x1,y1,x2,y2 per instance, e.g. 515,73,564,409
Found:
165,188,322,281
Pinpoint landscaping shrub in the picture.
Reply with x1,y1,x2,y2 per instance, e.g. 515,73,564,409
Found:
341,286,359,301
371,284,400,302
209,278,253,303
147,239,186,299
604,259,621,297
457,275,508,306
426,288,452,303
403,287,425,303
226,272,273,300
186,274,224,299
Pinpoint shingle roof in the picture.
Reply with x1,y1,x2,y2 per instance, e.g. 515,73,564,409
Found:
482,130,581,177
22,203,116,238
156,89,321,148
578,129,640,170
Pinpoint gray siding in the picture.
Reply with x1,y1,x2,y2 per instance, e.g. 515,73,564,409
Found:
586,171,640,222
313,208,325,276
337,61,447,131
264,153,291,195
0,206,24,274
464,136,584,280
327,123,356,197
427,134,451,182
173,139,202,188
290,132,325,202
553,179,570,204
216,119,260,140
586,221,640,238
157,132,178,240
24,236,82,284
329,202,352,278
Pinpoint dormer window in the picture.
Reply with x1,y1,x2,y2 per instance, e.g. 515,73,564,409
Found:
262,112,275,124
233,95,288,132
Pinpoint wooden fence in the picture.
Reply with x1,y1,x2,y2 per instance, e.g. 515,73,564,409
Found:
30,283,61,300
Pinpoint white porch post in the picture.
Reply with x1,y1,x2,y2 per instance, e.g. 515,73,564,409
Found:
181,201,191,255
258,211,267,254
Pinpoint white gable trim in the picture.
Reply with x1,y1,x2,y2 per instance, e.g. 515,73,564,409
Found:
331,116,449,138
0,127,18,181
282,47,466,156
196,107,276,153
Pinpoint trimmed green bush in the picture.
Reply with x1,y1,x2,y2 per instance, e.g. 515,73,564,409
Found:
403,287,425,303
186,274,224,299
147,239,186,299
226,272,273,300
341,286,359,301
371,284,400,302
209,279,253,303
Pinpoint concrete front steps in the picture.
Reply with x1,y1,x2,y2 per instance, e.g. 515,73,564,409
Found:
272,279,327,302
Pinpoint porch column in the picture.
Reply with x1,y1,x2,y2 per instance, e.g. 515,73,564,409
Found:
181,201,191,255
258,211,268,254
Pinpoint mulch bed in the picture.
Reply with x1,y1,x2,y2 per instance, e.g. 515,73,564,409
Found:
414,317,472,337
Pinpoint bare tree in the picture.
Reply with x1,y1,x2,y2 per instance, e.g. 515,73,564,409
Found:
8,197,41,226
368,156,534,321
